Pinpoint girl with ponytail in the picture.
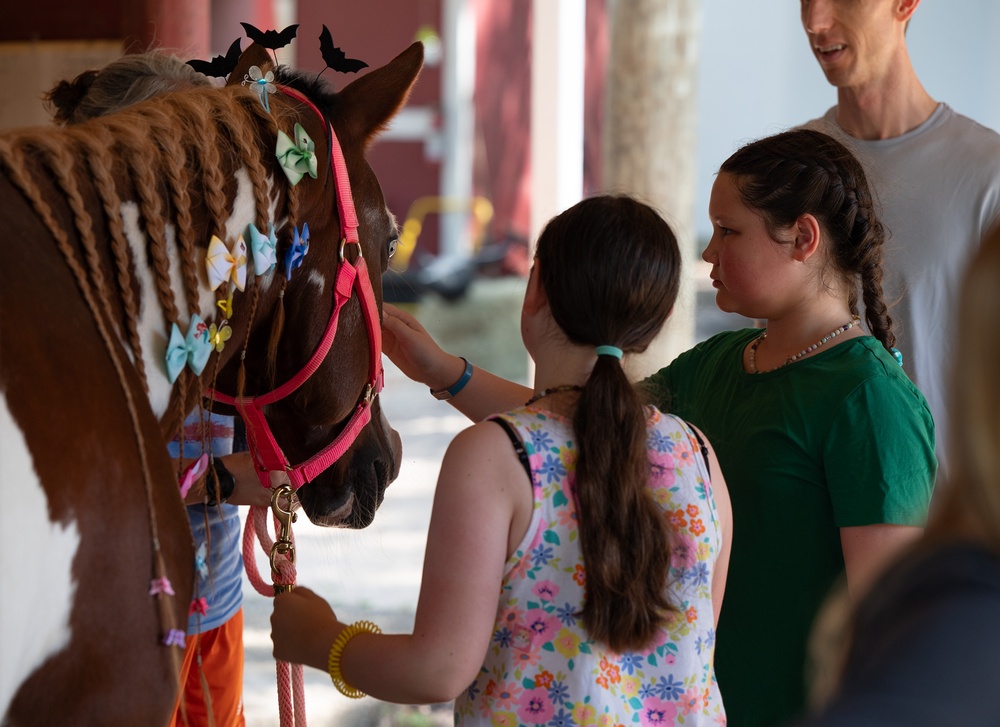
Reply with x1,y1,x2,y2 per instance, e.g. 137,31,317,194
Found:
271,195,732,725
353,129,936,726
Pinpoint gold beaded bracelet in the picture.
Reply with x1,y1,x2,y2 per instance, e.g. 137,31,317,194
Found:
327,619,381,698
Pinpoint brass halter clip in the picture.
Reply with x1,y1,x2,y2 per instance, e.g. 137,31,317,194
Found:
269,484,297,595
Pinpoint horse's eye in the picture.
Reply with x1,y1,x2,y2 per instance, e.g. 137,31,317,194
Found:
387,238,398,259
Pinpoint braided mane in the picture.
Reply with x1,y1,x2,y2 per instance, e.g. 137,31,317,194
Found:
0,83,302,403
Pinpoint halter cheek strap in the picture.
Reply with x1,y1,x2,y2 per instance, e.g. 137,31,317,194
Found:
206,85,384,490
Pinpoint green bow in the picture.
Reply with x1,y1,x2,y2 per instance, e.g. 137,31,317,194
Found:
275,122,318,186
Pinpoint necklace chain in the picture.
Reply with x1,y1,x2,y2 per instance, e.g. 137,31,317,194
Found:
524,384,583,407
748,317,860,374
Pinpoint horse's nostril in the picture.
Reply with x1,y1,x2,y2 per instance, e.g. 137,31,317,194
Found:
387,426,402,481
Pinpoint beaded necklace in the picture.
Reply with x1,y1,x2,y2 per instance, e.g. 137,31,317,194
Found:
748,317,860,374
524,385,583,407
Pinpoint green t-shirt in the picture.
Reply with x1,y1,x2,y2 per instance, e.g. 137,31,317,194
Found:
644,329,936,727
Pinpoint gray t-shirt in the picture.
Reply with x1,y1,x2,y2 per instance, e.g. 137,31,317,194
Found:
804,104,1000,487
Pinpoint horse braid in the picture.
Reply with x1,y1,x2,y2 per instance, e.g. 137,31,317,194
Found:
77,128,149,388
220,95,274,231
142,104,201,319
106,117,181,328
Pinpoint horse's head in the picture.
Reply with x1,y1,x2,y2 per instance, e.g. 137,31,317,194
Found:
209,42,422,527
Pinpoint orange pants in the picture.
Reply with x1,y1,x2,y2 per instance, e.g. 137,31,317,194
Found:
171,609,245,727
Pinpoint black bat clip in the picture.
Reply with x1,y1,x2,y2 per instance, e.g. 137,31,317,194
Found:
319,25,368,74
240,22,299,50
187,38,242,78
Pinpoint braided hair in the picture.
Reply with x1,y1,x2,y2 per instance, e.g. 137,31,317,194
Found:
720,128,895,351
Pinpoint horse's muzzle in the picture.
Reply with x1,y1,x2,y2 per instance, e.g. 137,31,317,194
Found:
297,412,401,528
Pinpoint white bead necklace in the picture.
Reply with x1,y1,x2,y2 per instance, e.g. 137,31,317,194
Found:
748,317,860,374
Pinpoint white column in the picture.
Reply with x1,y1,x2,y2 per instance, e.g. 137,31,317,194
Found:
440,0,477,258
530,0,586,246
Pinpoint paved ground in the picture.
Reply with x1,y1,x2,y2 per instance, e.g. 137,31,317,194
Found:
240,273,751,725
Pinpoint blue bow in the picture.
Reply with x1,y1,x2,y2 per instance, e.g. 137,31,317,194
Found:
165,314,213,383
285,223,310,281
248,222,278,275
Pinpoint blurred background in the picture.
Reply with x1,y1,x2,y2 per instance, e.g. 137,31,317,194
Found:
4,1,998,723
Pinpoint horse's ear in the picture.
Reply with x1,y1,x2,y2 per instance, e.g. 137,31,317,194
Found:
337,42,424,144
227,43,275,86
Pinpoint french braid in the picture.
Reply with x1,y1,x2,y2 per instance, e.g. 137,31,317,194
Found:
721,128,895,353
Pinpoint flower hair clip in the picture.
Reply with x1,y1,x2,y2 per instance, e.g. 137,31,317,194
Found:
244,65,276,113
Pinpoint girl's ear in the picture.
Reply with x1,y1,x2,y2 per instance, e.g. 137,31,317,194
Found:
792,213,822,263
522,261,548,315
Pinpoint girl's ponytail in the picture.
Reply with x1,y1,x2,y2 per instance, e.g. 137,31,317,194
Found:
536,195,681,651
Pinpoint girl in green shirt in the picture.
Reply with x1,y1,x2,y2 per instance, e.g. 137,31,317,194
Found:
378,129,936,726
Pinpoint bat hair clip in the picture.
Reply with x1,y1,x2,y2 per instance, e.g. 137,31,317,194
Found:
241,22,298,64
187,38,243,79
319,25,368,76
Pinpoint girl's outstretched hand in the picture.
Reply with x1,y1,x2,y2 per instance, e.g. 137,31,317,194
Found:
382,303,463,390
271,586,340,670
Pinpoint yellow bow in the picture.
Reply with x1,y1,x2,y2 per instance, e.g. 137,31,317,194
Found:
206,235,247,292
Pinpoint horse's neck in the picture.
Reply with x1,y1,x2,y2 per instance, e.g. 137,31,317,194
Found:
130,166,283,428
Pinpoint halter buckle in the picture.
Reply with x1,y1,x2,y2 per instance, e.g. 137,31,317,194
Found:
339,237,363,263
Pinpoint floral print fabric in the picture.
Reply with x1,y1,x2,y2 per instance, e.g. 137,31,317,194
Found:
454,406,725,727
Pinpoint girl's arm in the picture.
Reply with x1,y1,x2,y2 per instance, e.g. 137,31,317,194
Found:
840,524,922,598
382,304,531,421
271,419,532,704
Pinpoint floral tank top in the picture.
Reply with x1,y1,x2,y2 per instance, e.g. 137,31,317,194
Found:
453,405,726,727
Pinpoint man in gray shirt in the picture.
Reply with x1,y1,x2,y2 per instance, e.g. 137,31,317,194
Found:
800,0,1000,489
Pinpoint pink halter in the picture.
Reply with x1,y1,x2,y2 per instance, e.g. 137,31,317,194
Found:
207,85,384,491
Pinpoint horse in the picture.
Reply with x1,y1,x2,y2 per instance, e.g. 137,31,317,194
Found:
0,39,422,725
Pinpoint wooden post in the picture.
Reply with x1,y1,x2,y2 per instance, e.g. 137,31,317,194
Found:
603,0,700,377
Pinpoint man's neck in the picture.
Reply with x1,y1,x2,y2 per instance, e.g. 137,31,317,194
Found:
834,58,937,140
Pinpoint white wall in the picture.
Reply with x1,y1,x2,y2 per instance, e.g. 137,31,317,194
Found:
693,0,1000,242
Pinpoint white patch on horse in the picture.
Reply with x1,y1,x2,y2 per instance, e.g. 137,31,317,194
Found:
163,224,192,323
122,168,282,418
0,394,79,719
121,202,171,419
121,203,200,419
305,269,327,293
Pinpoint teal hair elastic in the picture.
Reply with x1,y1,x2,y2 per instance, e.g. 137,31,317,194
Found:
595,345,623,360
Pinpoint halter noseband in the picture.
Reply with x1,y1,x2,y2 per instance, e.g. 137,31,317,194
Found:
206,85,384,491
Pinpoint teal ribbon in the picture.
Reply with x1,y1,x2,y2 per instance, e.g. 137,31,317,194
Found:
248,222,278,274
165,314,213,383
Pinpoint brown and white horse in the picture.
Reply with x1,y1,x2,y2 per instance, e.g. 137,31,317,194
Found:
0,41,421,725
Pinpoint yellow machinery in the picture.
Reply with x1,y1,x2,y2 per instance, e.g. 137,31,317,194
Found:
391,195,495,273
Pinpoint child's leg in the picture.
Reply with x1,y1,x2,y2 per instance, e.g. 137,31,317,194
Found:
170,609,246,727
